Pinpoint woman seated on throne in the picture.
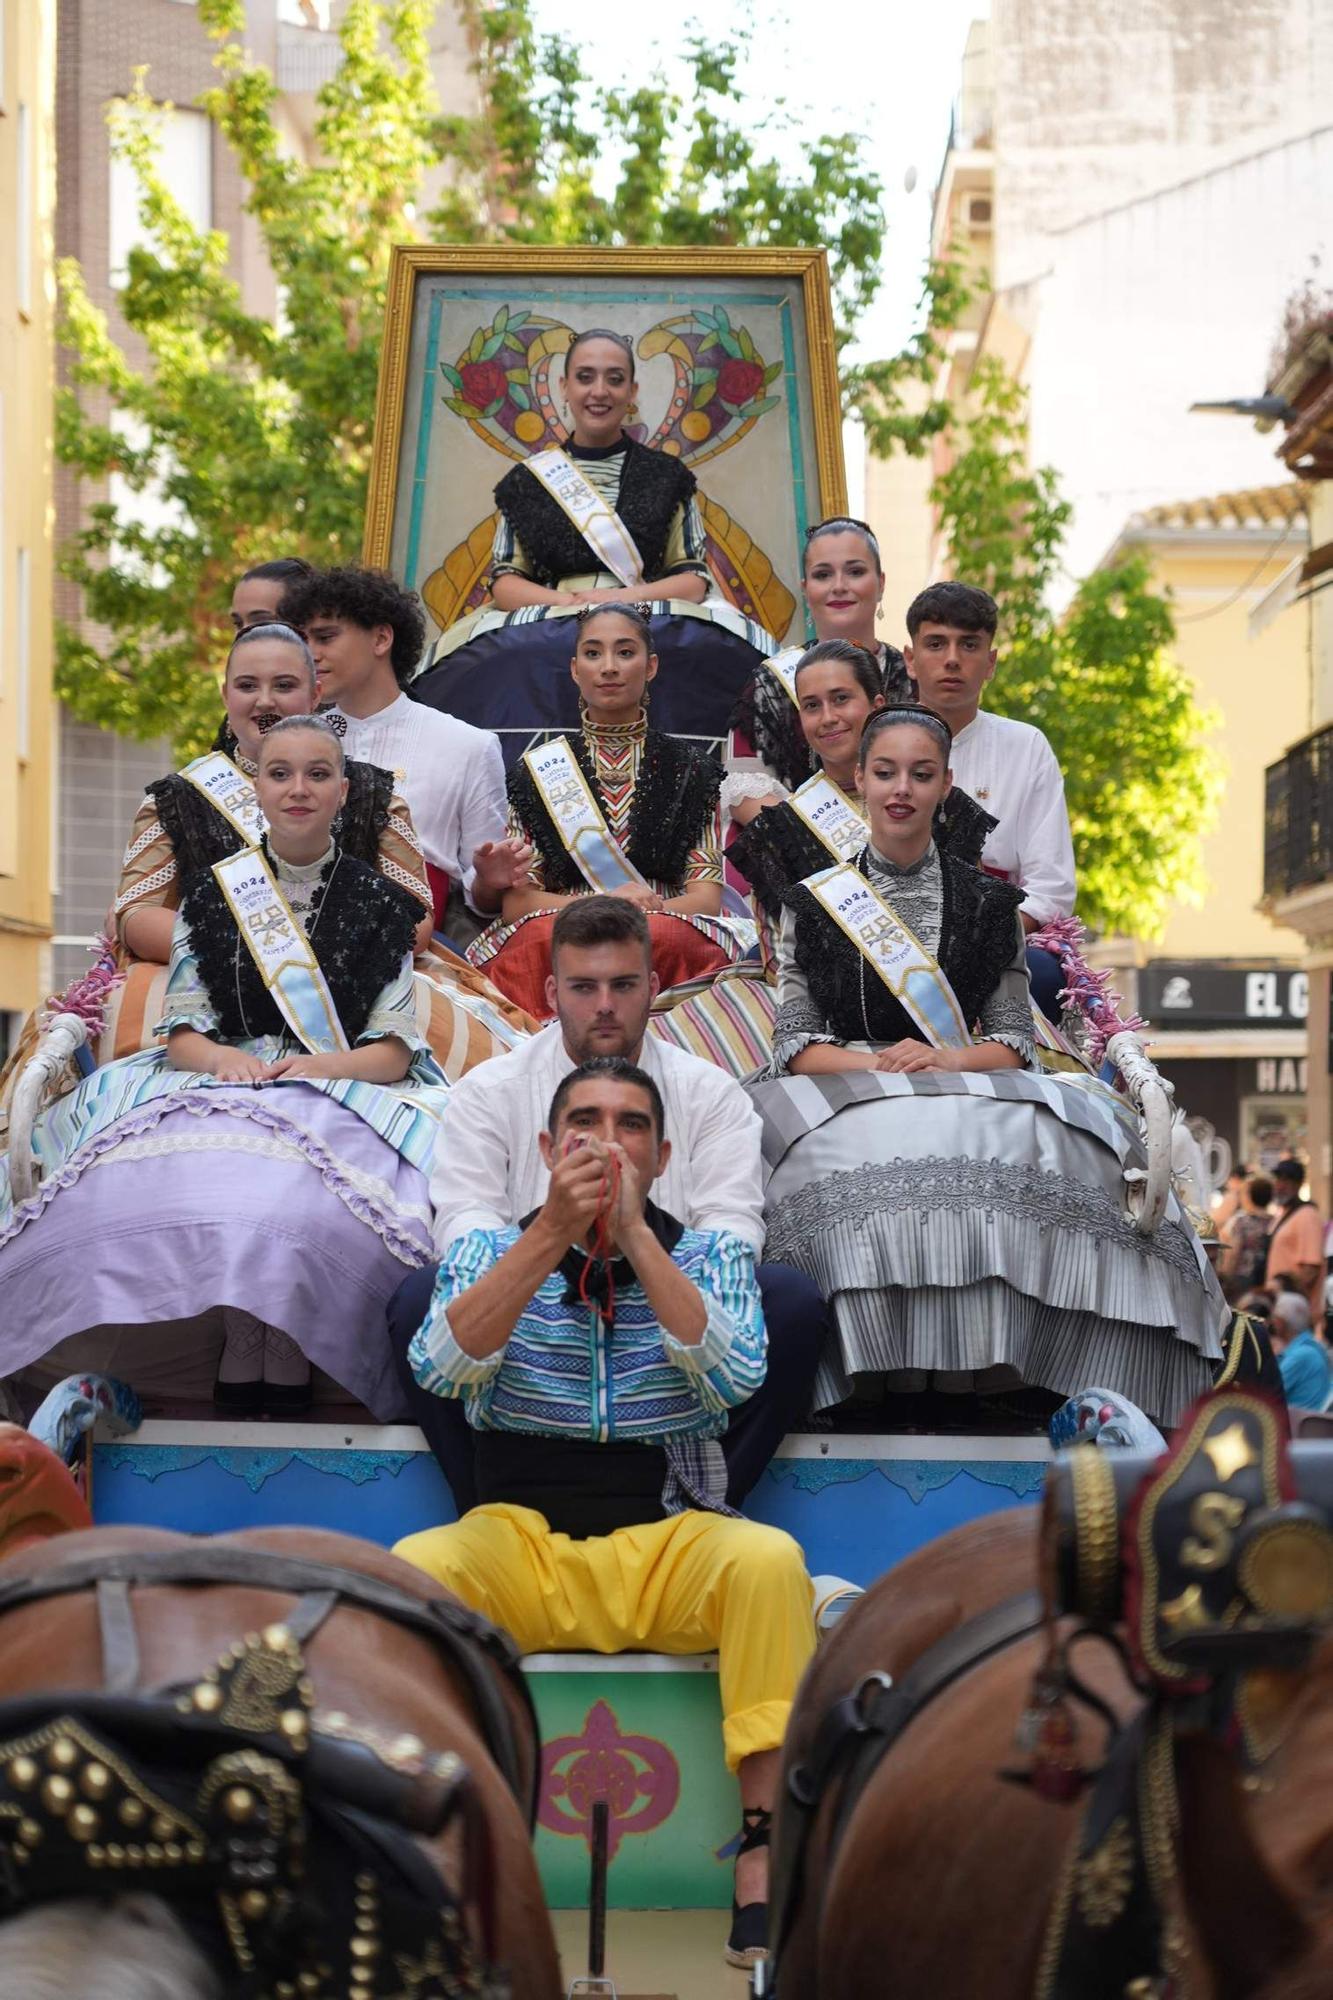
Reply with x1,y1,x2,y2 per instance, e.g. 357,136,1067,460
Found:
411,330,777,756
467,603,754,1018
752,704,1228,1428
0,717,446,1419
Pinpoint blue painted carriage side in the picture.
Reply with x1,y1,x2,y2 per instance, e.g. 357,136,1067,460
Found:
90,1428,1048,1585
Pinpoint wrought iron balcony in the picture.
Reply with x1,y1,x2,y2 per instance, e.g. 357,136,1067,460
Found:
1265,723,1333,899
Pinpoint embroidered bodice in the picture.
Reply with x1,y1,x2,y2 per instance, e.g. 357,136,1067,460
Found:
508,713,723,897
771,840,1035,1066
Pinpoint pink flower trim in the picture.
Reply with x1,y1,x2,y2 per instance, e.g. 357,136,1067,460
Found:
1027,914,1147,1071
42,932,124,1041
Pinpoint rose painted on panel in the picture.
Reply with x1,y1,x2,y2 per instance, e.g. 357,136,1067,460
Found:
716,356,766,408
459,358,510,410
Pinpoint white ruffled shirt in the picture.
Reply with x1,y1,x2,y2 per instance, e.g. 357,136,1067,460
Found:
945,709,1076,925
429,1021,765,1256
327,692,506,900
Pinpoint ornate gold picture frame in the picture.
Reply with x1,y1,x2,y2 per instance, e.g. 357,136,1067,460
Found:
363,245,847,649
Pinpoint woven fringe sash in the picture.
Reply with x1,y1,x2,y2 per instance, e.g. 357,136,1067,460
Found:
212,848,350,1055
804,861,973,1049
522,737,648,893
180,752,265,846
523,447,645,586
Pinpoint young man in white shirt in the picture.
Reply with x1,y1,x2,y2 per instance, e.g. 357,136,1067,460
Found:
388,895,826,1511
279,565,508,940
904,581,1076,1020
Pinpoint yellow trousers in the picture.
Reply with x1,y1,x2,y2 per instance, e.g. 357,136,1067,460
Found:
395,1505,816,1772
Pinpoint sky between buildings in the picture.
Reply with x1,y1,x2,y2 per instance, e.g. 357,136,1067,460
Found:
528,0,981,368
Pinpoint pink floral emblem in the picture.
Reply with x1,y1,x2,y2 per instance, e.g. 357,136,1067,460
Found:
538,1698,680,1859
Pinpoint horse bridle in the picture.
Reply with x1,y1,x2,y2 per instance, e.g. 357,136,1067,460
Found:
759,1588,1045,1996
0,1543,540,1999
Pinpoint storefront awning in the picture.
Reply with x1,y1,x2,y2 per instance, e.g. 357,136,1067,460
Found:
1143,1028,1307,1060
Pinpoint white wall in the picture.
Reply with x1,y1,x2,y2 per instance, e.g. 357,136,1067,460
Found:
1024,126,1333,586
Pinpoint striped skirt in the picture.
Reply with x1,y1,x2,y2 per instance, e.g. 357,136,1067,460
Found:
748,1068,1229,1426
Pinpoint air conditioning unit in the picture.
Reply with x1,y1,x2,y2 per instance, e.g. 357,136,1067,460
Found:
964,195,993,230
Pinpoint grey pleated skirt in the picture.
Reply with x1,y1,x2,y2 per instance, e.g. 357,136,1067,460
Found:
749,1068,1229,1425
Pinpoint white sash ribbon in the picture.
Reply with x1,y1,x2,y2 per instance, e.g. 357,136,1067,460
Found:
764,646,804,708
522,737,647,894
212,848,350,1055
525,447,644,587
805,861,973,1049
787,774,866,866
180,752,265,846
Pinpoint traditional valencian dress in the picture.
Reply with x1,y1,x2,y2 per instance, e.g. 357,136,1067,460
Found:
113,724,431,953
722,640,912,814
0,843,448,1418
467,709,755,1018
100,725,536,1075
749,839,1229,1423
411,435,776,762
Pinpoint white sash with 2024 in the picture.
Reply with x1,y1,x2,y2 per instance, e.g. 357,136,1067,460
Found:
804,861,973,1050
524,447,645,587
180,752,265,846
522,737,647,894
786,774,866,865
212,847,350,1055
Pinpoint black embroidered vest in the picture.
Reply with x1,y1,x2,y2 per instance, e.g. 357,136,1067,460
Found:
178,852,420,1044
150,756,395,887
786,851,1025,1044
733,785,997,921
509,730,721,896
727,644,911,794
493,439,698,587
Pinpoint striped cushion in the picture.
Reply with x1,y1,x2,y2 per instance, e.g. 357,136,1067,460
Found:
647,975,776,1078
98,955,536,1084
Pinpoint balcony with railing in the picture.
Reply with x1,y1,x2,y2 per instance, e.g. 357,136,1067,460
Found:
1265,723,1333,901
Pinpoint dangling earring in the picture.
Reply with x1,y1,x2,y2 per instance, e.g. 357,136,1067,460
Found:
628,400,640,423
876,602,884,623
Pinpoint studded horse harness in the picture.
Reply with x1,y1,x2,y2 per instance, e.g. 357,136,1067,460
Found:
763,1394,1333,2000
0,1543,541,1999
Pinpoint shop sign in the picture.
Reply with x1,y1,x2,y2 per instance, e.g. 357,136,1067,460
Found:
1252,1058,1308,1095
1143,962,1309,1029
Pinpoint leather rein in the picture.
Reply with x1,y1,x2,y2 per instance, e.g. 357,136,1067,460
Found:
0,1543,538,1824
760,1588,1045,1995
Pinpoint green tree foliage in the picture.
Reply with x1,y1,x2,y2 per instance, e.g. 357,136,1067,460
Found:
55,0,890,754
931,360,1220,940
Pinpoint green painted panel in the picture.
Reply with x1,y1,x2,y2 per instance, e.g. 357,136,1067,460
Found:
527,1669,739,1910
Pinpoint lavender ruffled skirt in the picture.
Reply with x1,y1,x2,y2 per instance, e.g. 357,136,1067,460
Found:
0,1085,434,1417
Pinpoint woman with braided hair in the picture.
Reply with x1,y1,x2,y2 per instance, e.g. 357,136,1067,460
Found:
751,705,1229,1425
467,602,755,1017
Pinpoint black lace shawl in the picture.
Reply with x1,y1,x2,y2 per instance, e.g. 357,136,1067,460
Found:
509,730,722,896
493,438,698,587
728,644,912,792
152,730,394,886
178,851,420,1044
732,784,998,921
784,851,1025,1044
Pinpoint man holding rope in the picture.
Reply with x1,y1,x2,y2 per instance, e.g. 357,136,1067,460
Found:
394,1054,814,1968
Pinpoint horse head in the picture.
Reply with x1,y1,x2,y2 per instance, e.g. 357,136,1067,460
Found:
1171,1637,1333,2000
